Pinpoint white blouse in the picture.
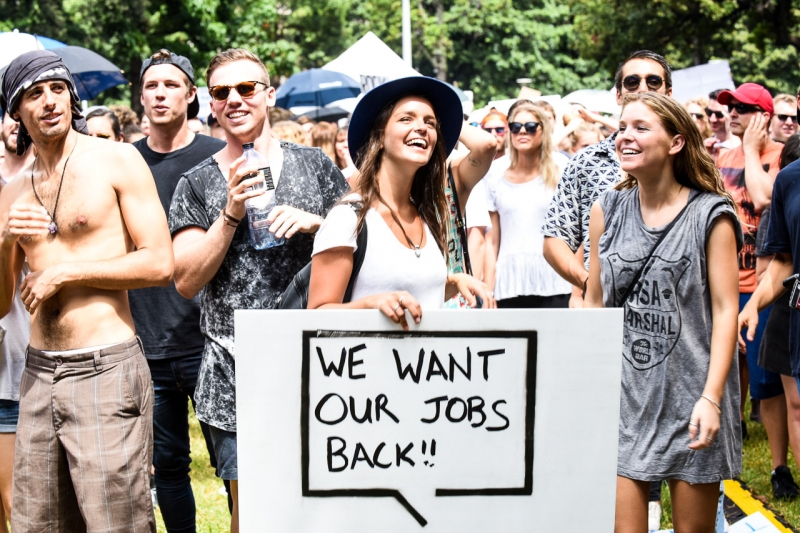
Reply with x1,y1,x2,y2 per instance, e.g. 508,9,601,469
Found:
485,167,572,300
312,196,448,309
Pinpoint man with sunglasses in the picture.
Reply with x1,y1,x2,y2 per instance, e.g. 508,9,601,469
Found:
543,50,672,304
704,89,740,160
129,49,228,533
770,94,798,143
715,83,799,498
169,48,348,533
480,109,508,161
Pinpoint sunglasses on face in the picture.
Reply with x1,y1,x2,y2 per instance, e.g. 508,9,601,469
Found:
483,126,506,135
622,74,665,92
705,108,725,119
777,114,797,123
689,113,704,120
208,81,268,101
728,103,762,115
90,133,111,139
509,121,540,134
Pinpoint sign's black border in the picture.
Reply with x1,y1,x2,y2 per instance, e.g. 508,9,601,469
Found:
300,330,537,527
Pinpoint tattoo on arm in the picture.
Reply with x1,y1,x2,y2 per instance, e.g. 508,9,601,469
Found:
468,155,481,168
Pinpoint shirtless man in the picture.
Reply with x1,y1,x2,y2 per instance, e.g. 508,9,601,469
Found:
0,50,173,532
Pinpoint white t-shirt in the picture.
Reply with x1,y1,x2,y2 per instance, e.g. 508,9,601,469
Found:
465,180,491,229
485,162,572,300
312,197,448,309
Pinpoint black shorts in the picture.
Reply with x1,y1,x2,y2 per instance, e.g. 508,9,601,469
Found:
758,292,792,377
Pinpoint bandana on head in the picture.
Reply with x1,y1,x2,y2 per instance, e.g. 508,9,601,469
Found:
0,50,88,155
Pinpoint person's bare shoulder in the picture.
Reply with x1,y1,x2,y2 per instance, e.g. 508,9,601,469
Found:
75,136,153,189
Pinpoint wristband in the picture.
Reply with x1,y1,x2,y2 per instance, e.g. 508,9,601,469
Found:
221,208,241,228
700,395,722,414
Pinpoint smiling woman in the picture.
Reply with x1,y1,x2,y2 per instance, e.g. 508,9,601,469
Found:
583,92,743,532
307,76,495,328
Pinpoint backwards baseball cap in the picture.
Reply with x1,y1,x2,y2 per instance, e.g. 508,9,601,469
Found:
717,83,774,116
140,50,199,119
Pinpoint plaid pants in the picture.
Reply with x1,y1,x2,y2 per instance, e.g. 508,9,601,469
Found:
12,337,155,533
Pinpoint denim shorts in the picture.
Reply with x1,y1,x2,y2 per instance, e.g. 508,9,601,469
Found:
0,399,20,433
209,425,238,480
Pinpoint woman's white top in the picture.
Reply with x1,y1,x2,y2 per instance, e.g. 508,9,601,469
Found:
312,195,447,309
485,164,572,300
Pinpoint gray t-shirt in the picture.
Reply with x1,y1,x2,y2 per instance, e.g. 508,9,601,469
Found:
169,142,349,432
598,187,743,483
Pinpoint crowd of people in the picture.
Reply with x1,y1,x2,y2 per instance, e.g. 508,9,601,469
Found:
0,43,798,533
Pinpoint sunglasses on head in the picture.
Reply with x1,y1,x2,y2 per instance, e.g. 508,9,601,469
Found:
622,74,665,92
483,126,506,135
705,108,724,119
777,114,797,123
208,81,268,101
728,102,762,115
90,133,111,139
509,121,540,134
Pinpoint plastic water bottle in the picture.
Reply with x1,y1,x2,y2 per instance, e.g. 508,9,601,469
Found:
241,143,284,249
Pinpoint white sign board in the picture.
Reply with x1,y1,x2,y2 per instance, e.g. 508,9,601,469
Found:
236,309,623,532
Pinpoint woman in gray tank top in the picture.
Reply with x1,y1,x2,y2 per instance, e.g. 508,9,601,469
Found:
584,93,743,532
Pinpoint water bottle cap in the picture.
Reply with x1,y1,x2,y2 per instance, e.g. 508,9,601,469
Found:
242,142,255,150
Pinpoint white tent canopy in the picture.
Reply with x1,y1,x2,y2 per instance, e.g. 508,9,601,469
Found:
670,60,735,103
323,31,420,93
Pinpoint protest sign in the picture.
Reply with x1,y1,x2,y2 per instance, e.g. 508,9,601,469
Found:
236,309,623,532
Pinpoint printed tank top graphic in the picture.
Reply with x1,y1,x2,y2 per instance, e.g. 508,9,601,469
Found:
607,252,691,370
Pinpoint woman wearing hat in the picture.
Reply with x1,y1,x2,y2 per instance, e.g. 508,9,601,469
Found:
307,77,494,328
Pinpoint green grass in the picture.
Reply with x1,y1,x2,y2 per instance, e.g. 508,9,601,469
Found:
155,404,231,533
167,401,800,532
660,400,800,530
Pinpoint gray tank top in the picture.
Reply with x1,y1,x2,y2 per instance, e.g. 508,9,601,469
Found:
598,187,743,483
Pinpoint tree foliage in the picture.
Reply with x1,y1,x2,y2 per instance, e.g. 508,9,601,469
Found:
3,0,800,109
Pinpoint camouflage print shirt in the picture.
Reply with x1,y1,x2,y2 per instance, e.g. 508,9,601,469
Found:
169,142,349,432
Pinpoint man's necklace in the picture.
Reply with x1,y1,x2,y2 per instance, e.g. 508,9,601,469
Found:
30,138,77,235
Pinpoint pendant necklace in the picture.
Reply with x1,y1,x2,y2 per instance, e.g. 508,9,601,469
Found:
380,196,423,258
31,136,76,235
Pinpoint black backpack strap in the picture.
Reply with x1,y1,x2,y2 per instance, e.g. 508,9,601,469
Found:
616,191,700,307
343,202,368,303
447,164,473,276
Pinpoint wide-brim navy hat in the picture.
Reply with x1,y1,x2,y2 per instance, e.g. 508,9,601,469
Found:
348,76,463,166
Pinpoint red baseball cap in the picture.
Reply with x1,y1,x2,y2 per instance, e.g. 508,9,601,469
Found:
717,83,774,115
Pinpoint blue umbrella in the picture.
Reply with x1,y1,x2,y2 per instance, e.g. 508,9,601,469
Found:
275,69,361,109
51,46,128,101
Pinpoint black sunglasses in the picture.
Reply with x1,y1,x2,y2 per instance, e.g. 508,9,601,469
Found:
208,81,268,101
622,74,664,92
509,121,540,134
689,113,704,120
728,102,762,115
483,126,506,135
777,114,797,123
705,108,724,119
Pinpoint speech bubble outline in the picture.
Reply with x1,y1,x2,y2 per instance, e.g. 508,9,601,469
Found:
300,330,536,527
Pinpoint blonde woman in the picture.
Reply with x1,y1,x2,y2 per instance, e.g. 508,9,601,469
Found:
485,103,572,307
271,120,309,146
584,92,741,532
685,97,713,139
310,121,337,160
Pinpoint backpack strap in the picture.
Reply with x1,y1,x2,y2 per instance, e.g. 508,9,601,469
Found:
343,202,368,303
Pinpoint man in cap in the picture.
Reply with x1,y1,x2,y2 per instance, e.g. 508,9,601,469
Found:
0,49,173,531
130,49,228,532
715,82,799,498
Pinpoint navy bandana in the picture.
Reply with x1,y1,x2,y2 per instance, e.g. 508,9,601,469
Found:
0,50,88,155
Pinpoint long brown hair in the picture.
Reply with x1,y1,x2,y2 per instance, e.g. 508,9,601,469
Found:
353,97,449,255
508,103,560,189
615,92,734,207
